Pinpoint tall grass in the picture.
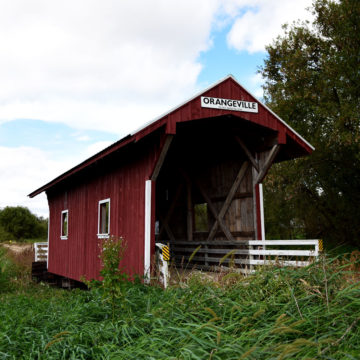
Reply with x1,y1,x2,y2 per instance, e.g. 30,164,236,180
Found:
0,247,16,293
0,254,359,359
0,244,34,293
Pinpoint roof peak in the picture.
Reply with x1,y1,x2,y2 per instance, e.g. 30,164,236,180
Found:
130,74,237,136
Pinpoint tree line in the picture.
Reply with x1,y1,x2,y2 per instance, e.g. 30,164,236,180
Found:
261,0,359,247
0,206,47,242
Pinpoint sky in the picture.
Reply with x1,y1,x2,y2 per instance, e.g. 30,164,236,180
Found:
0,0,314,218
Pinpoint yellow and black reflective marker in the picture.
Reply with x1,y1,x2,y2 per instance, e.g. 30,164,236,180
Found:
319,239,323,252
162,245,170,261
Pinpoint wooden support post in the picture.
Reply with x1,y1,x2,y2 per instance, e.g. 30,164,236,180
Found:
251,158,259,271
235,136,259,172
204,244,209,266
151,135,174,181
186,178,193,241
195,180,236,243
159,214,176,242
206,161,249,241
252,163,259,240
159,183,183,238
255,144,280,184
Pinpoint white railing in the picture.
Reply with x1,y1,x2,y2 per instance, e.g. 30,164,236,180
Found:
169,239,319,271
34,242,48,262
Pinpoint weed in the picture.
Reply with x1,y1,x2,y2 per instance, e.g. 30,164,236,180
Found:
0,253,359,359
97,235,128,322
0,247,16,292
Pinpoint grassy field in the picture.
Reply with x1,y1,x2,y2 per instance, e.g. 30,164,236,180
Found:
0,246,360,359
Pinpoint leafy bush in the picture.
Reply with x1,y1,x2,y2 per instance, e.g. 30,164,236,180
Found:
95,235,128,321
0,224,12,242
0,206,47,242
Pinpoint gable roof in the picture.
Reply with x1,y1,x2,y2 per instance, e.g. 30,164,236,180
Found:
132,74,314,151
29,75,313,198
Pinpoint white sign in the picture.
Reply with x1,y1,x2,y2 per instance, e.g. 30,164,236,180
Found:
201,96,258,113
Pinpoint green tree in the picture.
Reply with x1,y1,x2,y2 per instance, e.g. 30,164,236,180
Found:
0,206,47,241
260,0,360,246
0,225,12,242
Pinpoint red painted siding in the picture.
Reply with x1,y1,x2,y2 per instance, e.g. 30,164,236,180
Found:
31,76,313,282
135,77,312,154
47,136,160,282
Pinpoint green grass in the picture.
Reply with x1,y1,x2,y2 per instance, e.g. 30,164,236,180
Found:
0,247,17,293
0,254,359,359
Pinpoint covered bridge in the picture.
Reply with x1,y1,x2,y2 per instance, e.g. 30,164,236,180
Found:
29,75,314,282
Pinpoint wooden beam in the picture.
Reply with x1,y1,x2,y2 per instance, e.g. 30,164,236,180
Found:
186,178,193,241
190,230,255,238
206,161,249,241
255,144,280,184
252,166,258,240
210,192,252,203
159,182,183,238
235,136,259,172
195,180,235,243
151,135,174,181
159,214,176,242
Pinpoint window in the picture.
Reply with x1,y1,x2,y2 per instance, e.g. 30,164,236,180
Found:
194,203,208,232
61,210,68,239
98,199,110,238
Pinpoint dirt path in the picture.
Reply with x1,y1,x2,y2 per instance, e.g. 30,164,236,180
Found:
1,243,33,254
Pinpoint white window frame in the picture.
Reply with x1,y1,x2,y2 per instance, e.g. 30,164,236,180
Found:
98,198,110,238
60,210,68,240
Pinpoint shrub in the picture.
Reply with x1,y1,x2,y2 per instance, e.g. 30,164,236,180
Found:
0,206,47,241
0,224,12,242
96,235,128,321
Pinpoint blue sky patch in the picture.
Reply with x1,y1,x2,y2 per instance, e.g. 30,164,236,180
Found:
0,119,118,159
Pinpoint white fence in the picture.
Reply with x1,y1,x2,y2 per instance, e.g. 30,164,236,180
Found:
33,239,320,275
169,239,319,271
34,242,48,263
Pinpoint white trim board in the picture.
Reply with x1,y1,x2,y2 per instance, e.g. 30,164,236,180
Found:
259,183,265,241
47,209,50,268
144,180,152,282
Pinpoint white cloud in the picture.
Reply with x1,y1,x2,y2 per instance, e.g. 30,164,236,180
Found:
225,0,314,53
0,0,317,219
76,135,91,142
0,146,82,217
0,0,219,134
0,0,315,135
84,141,114,158
0,141,118,217
0,98,169,136
249,73,264,99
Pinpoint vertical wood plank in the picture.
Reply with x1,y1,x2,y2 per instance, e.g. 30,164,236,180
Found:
186,178,193,241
